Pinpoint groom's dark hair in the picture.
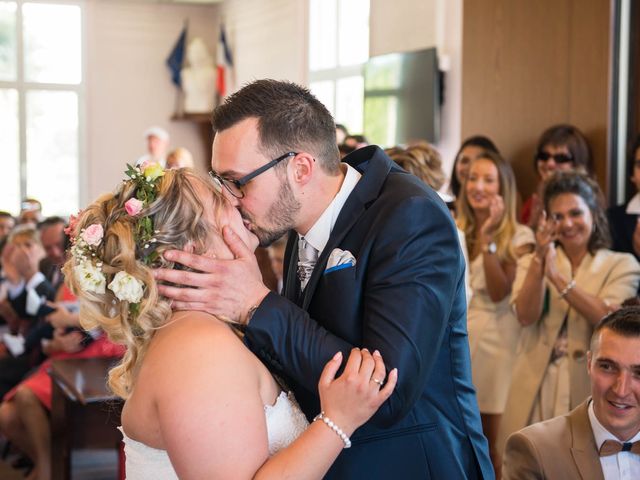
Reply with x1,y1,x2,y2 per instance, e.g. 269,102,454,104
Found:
211,79,341,175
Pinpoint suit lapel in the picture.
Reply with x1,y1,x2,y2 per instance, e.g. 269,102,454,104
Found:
301,147,394,310
569,400,604,480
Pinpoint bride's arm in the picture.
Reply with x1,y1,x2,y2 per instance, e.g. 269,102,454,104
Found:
154,316,396,480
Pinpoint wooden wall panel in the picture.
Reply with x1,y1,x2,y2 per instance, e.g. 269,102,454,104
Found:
461,0,610,200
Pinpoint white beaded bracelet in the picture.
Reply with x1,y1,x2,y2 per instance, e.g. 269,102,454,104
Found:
559,279,576,298
313,411,352,448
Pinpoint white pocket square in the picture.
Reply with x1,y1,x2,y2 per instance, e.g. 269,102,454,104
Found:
325,248,356,274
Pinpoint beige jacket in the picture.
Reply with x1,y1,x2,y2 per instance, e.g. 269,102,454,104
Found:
502,400,604,480
498,248,640,452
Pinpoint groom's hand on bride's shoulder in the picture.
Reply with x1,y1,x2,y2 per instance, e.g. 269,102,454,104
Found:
153,226,270,323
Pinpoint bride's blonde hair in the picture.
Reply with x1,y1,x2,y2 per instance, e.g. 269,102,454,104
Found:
63,168,225,399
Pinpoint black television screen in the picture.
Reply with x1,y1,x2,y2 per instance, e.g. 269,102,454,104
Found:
363,47,440,147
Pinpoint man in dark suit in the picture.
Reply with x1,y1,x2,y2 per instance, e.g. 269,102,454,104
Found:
156,79,493,479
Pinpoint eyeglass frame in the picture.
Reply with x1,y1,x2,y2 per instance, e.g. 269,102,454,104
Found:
208,151,297,198
535,151,574,164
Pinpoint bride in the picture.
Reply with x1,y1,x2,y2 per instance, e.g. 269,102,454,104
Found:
63,163,397,479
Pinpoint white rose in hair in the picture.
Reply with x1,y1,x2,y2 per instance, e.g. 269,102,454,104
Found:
74,262,106,294
109,271,144,303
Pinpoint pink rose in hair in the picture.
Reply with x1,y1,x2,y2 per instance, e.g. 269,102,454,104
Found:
81,224,104,247
125,198,144,216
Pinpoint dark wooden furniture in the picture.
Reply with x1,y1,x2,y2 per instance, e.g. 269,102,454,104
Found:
49,357,123,480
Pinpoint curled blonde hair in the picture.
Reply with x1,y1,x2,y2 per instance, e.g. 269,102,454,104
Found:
63,169,225,399
386,142,446,191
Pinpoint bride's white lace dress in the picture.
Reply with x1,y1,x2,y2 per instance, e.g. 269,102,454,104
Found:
120,391,309,479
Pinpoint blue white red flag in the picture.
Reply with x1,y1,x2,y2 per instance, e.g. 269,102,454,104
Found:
167,23,188,88
216,24,234,98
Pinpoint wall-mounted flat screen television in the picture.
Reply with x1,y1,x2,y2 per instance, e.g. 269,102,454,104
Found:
363,47,440,147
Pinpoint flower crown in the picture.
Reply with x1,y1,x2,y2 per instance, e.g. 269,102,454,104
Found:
71,161,166,314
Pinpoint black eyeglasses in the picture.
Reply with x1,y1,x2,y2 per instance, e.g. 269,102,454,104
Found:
209,152,297,198
536,151,573,164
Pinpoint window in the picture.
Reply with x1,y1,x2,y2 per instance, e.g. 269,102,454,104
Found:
0,1,82,217
308,0,369,135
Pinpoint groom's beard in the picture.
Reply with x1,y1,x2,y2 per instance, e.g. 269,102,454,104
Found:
241,177,300,248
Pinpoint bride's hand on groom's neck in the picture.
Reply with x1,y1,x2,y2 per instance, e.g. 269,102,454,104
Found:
153,226,270,324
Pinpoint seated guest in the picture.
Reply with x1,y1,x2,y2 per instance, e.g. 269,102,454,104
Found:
521,124,593,228
0,211,15,242
17,199,43,226
608,135,640,262
166,147,195,169
456,149,534,476
503,306,640,480
499,172,640,455
37,217,68,292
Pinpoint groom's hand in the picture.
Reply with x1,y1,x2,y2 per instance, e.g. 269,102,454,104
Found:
154,226,270,323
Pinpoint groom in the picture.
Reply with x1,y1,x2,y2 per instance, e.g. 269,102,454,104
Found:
156,79,493,479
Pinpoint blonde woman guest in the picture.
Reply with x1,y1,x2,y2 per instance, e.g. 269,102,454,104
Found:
456,150,534,476
166,147,194,169
64,165,397,480
499,172,640,454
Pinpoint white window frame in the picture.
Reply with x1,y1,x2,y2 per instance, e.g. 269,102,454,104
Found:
0,0,85,216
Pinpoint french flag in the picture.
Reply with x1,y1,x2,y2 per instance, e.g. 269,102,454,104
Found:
216,24,233,98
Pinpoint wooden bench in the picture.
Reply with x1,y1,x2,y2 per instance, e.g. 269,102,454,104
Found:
49,357,123,480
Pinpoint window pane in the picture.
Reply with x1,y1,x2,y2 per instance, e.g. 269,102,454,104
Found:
363,95,398,148
0,88,20,213
338,0,369,66
0,2,17,81
309,80,335,116
23,3,81,84
309,0,337,71
26,90,78,216
335,75,363,133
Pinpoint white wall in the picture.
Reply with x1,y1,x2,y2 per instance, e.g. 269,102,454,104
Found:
219,0,307,89
83,0,219,203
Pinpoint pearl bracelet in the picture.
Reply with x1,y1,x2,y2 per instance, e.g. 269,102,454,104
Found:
559,279,576,298
313,411,352,448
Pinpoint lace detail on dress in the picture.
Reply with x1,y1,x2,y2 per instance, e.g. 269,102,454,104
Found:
264,391,309,456
120,391,309,479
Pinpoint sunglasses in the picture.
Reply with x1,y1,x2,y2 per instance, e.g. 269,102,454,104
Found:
536,151,573,164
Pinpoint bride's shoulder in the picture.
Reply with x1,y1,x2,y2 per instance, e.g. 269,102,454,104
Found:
149,312,247,364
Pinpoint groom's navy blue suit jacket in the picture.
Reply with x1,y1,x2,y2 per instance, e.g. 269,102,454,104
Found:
245,146,493,479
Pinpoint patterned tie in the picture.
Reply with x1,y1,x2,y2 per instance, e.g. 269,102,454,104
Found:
297,237,319,290
598,439,640,457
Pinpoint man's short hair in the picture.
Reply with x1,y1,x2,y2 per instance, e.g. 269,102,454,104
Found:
211,79,341,175
8,224,42,246
37,216,66,231
0,211,14,220
591,306,640,350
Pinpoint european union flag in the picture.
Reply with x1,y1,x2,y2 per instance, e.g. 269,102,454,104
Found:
166,24,187,88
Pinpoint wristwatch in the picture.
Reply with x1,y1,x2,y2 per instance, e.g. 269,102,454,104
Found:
482,241,497,254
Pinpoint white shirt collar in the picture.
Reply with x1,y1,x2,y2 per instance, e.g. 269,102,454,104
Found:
299,163,361,254
588,400,640,448
626,193,640,215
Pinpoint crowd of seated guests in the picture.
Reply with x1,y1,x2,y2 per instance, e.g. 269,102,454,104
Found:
386,128,640,479
0,205,124,480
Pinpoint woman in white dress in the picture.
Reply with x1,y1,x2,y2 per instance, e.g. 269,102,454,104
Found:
456,149,534,477
63,165,397,479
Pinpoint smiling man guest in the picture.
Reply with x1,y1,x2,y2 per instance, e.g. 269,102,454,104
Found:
155,79,492,479
503,306,640,480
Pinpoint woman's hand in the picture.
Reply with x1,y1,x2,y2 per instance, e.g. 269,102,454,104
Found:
317,348,397,436
480,195,505,243
534,210,556,264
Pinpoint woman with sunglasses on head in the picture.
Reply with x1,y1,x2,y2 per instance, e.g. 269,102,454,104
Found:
456,150,534,478
607,135,640,262
521,124,593,228
499,171,640,454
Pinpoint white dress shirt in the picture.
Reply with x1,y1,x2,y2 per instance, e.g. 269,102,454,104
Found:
298,163,361,256
588,401,640,480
